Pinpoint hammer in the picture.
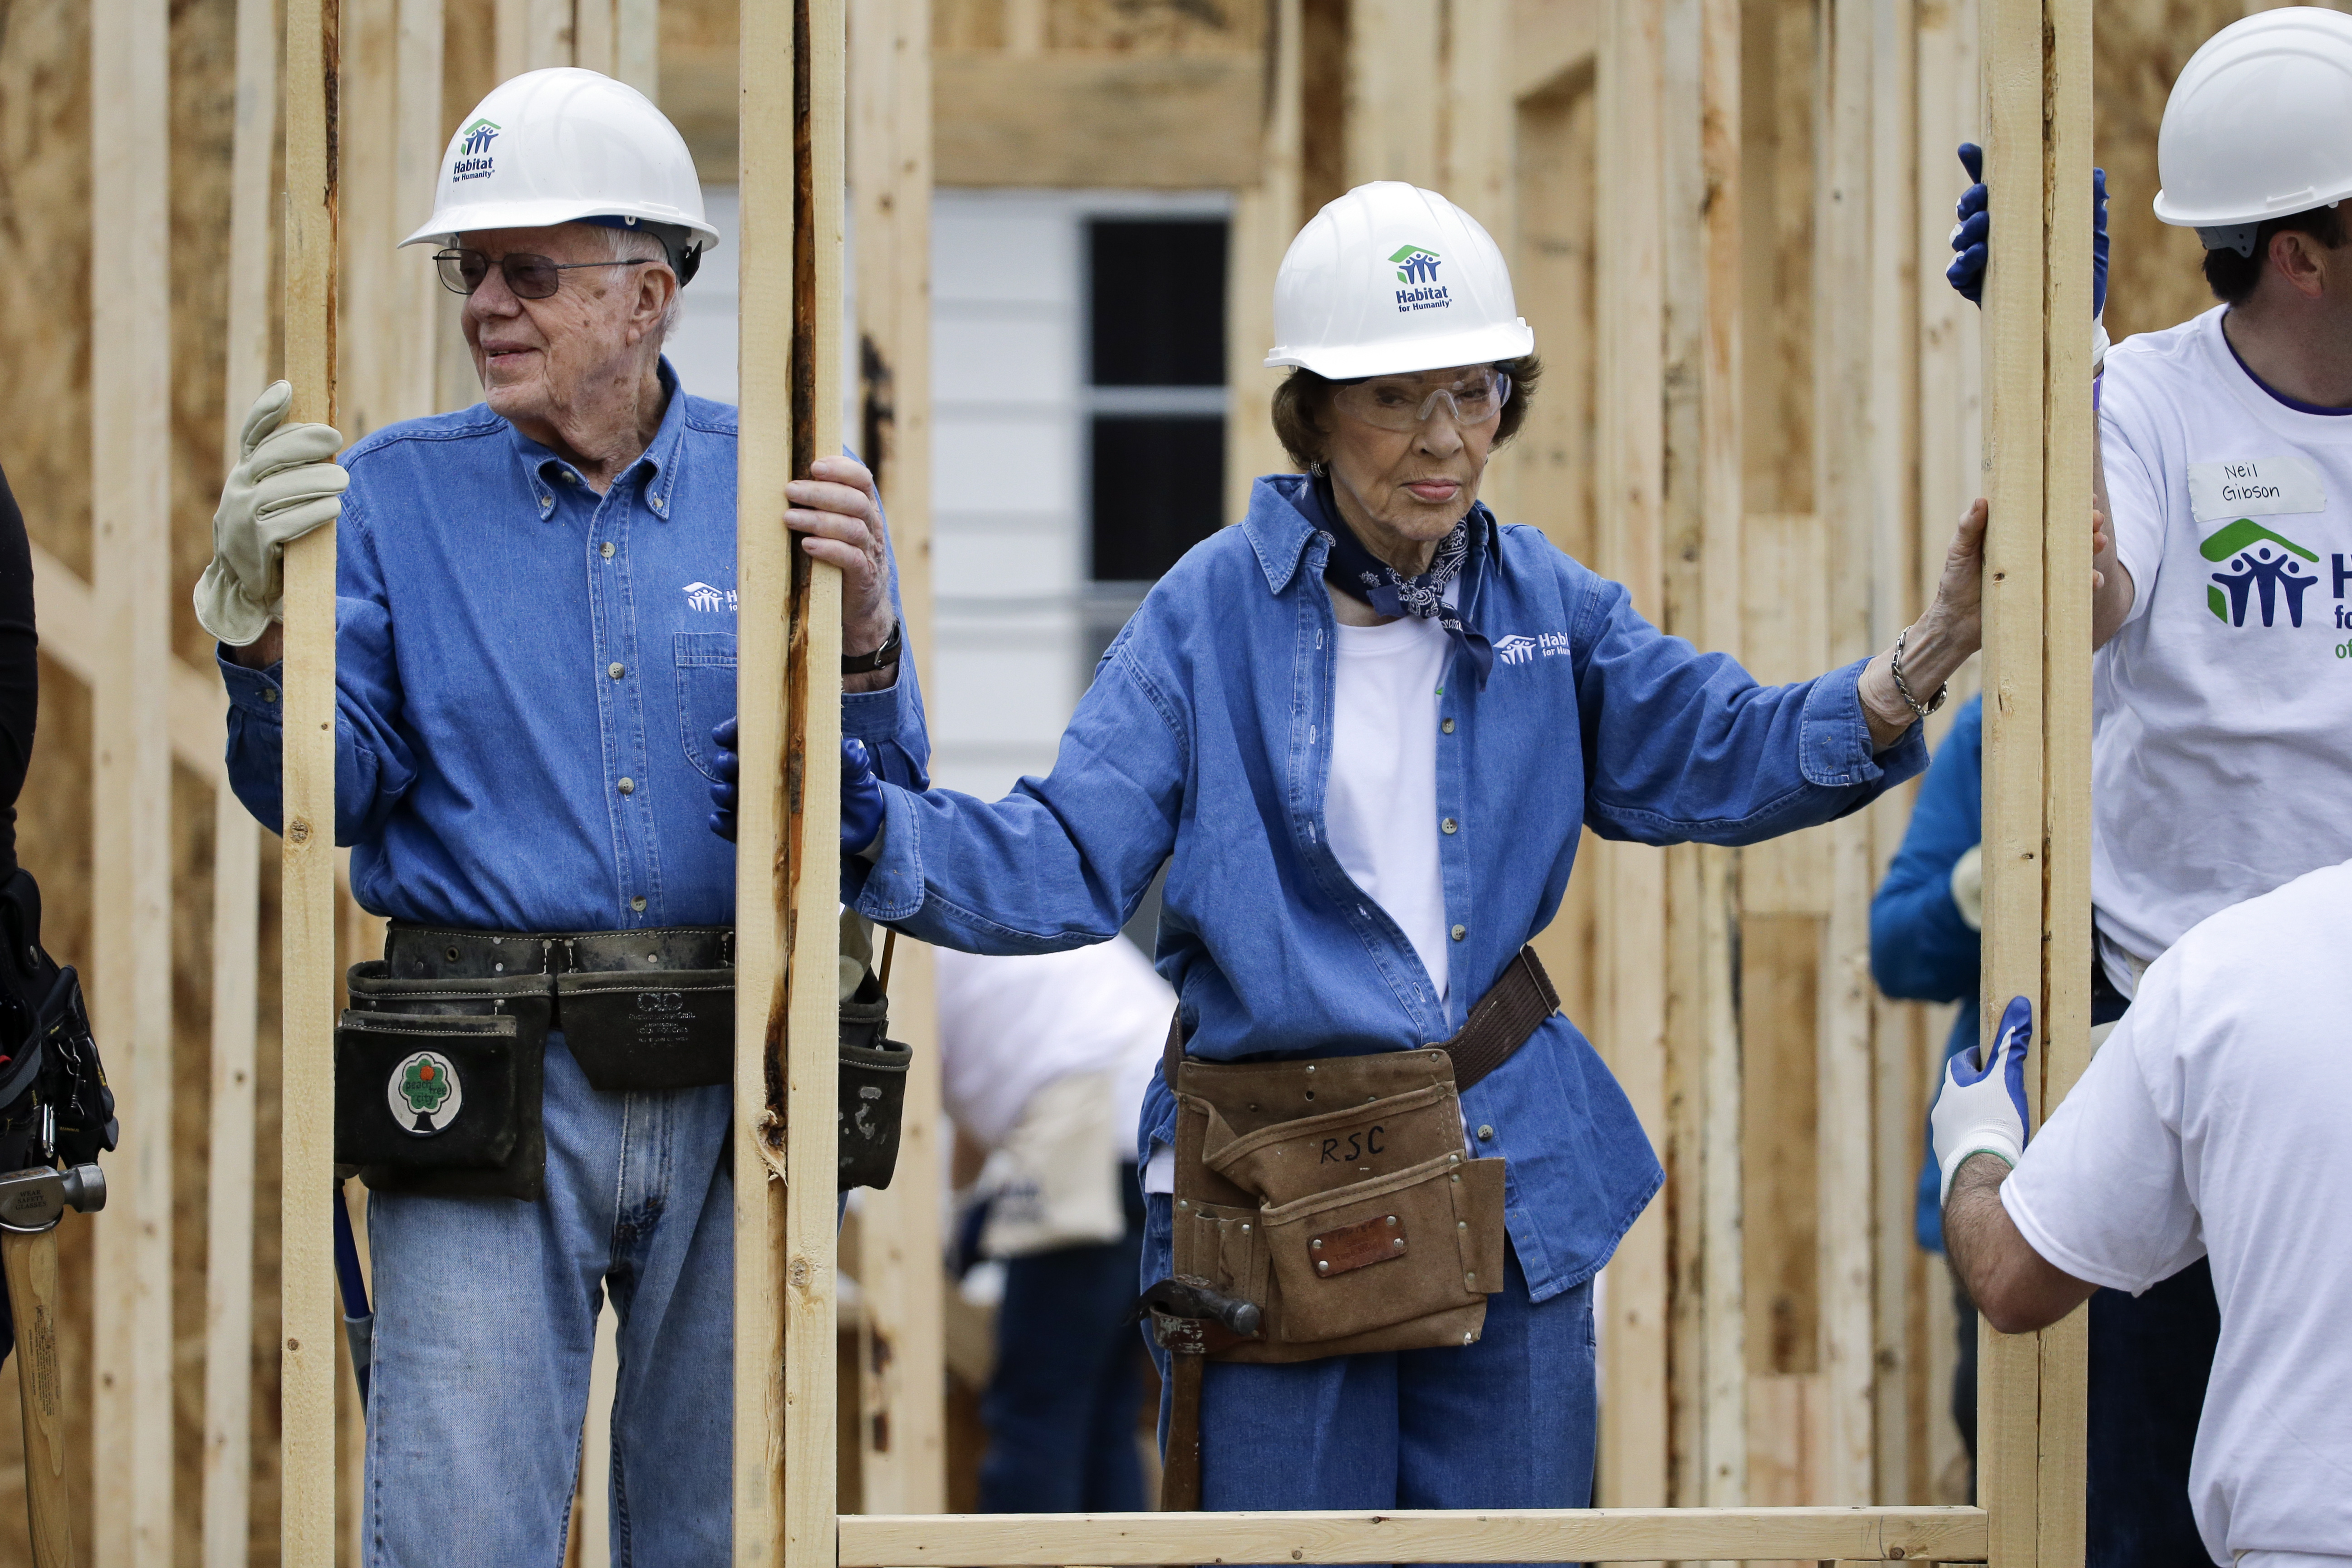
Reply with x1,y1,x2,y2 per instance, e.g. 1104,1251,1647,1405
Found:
1137,1275,1261,1510
0,1163,105,1568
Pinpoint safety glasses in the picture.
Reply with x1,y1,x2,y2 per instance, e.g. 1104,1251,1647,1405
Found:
433,248,657,300
1332,370,1513,433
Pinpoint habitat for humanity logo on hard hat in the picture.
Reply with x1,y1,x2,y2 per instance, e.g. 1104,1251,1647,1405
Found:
453,118,501,182
1390,245,1449,313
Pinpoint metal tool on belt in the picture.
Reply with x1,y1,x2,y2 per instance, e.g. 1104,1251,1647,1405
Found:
1139,1274,1263,1511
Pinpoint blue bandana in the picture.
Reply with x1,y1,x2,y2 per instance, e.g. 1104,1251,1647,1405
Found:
1304,476,1496,688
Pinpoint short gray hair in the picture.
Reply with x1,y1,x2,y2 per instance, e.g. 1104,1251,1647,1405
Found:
597,222,681,343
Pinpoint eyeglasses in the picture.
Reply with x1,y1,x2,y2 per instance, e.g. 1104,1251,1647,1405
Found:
433,248,657,300
1332,370,1513,433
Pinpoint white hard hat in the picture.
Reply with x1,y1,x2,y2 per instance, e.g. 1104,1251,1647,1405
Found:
2152,6,2352,255
1265,182,1534,380
399,68,720,262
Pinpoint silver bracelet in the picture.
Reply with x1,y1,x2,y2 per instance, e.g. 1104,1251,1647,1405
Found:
1890,625,1948,722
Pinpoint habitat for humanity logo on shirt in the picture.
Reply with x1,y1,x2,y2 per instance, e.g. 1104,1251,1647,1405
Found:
2184,454,2352,632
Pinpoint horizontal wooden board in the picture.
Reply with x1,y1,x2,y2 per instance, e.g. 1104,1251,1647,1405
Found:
838,1505,1989,1564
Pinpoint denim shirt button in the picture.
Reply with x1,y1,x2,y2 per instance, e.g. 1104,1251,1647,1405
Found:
1441,717,1455,734
1450,924,1467,941
1441,818,1458,834
630,895,647,913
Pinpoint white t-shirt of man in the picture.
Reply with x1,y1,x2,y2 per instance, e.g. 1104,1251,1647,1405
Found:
1325,612,1452,1003
2001,858,2352,1564
2094,305,2352,991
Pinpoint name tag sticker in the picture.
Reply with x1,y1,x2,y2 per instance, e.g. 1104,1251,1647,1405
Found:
2187,454,2326,524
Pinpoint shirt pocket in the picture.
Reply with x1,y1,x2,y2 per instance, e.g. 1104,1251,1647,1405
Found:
674,632,739,783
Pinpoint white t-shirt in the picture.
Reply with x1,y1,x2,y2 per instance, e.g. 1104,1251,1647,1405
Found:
2094,306,2352,989
935,940,1175,1152
1325,613,1452,1001
2001,858,2352,1563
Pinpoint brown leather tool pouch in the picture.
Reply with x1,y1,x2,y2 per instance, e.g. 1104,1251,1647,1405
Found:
1162,947,1556,1365
1170,1049,1506,1362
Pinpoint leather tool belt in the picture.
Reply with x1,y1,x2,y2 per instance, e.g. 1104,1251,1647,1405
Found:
336,921,913,1200
1157,946,1558,1367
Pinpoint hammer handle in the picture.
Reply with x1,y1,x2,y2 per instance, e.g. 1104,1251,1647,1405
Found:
3,1227,73,1568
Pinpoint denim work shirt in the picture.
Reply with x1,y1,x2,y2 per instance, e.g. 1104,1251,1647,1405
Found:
221,360,928,932
848,472,1926,1301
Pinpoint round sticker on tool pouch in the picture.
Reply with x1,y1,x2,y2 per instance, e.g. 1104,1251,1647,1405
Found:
388,1050,464,1137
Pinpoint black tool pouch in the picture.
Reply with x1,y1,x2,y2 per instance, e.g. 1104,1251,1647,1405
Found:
336,962,551,1201
836,956,909,1192
553,929,734,1092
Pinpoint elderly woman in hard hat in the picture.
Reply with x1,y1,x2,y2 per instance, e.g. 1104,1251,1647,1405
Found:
740,181,1986,1512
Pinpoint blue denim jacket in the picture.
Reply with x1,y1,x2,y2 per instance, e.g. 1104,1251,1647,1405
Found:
221,360,928,933
851,473,1925,1300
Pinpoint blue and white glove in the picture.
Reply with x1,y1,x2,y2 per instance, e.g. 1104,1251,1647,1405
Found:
1930,993,2034,1206
707,721,886,857
1945,143,2109,321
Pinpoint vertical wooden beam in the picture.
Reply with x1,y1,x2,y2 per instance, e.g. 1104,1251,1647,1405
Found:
497,0,574,78
1976,0,2049,1557
396,0,447,416
1694,0,1747,1518
734,0,796,1551
616,0,662,97
1592,0,1670,1521
849,0,946,1515
1813,0,1879,1509
1866,0,1922,1507
784,5,848,1560
88,1,175,1562
203,2,278,1562
1227,0,1304,526
2036,0,2093,1560
1345,0,1442,188
281,0,343,1563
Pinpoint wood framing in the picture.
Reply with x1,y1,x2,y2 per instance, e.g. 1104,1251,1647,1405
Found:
281,0,343,1563
838,1506,1989,1564
88,1,176,1562
848,0,947,1514
733,0,847,1559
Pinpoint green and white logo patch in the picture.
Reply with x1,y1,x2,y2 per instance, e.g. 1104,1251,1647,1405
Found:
389,1050,462,1136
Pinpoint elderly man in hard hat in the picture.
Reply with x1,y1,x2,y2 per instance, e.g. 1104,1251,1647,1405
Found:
196,69,918,1561
1944,9,2352,1561
719,181,1985,1515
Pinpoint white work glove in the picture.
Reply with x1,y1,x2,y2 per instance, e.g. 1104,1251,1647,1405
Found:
1930,993,2033,1206
194,381,348,647
1950,843,1984,931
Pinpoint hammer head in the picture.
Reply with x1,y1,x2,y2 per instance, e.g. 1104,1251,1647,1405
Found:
0,1163,105,1233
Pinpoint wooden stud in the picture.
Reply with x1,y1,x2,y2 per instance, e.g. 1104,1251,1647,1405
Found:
281,0,343,1562
1225,0,1303,528
1592,0,1671,1520
734,0,796,1550
88,1,175,1562
1975,0,2050,1558
785,6,848,1562
497,0,576,78
396,0,447,416
5,1228,73,1568
2035,0,2094,1559
836,1506,1990,1565
1345,0,1443,189
848,0,946,1515
201,0,278,1560
616,0,661,98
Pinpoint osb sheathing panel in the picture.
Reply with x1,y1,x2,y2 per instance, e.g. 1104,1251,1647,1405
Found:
0,0,287,1563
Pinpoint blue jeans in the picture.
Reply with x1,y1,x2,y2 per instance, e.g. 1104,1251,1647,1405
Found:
979,1171,1149,1512
1141,1193,1597,1532
363,1032,733,1567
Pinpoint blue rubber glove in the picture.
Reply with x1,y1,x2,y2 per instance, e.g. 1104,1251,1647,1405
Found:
1945,143,2108,317
706,720,886,857
1929,992,2034,1205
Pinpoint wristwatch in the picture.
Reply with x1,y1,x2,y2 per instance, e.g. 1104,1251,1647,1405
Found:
842,621,902,676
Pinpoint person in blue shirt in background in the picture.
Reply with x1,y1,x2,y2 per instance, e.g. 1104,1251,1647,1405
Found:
1868,693,1984,1484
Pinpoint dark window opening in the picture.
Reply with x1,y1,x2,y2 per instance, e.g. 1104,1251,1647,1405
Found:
1088,220,1229,387
1090,416,1225,582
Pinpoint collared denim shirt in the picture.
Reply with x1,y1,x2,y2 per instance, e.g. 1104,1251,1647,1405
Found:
850,473,1923,1301
221,360,928,933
